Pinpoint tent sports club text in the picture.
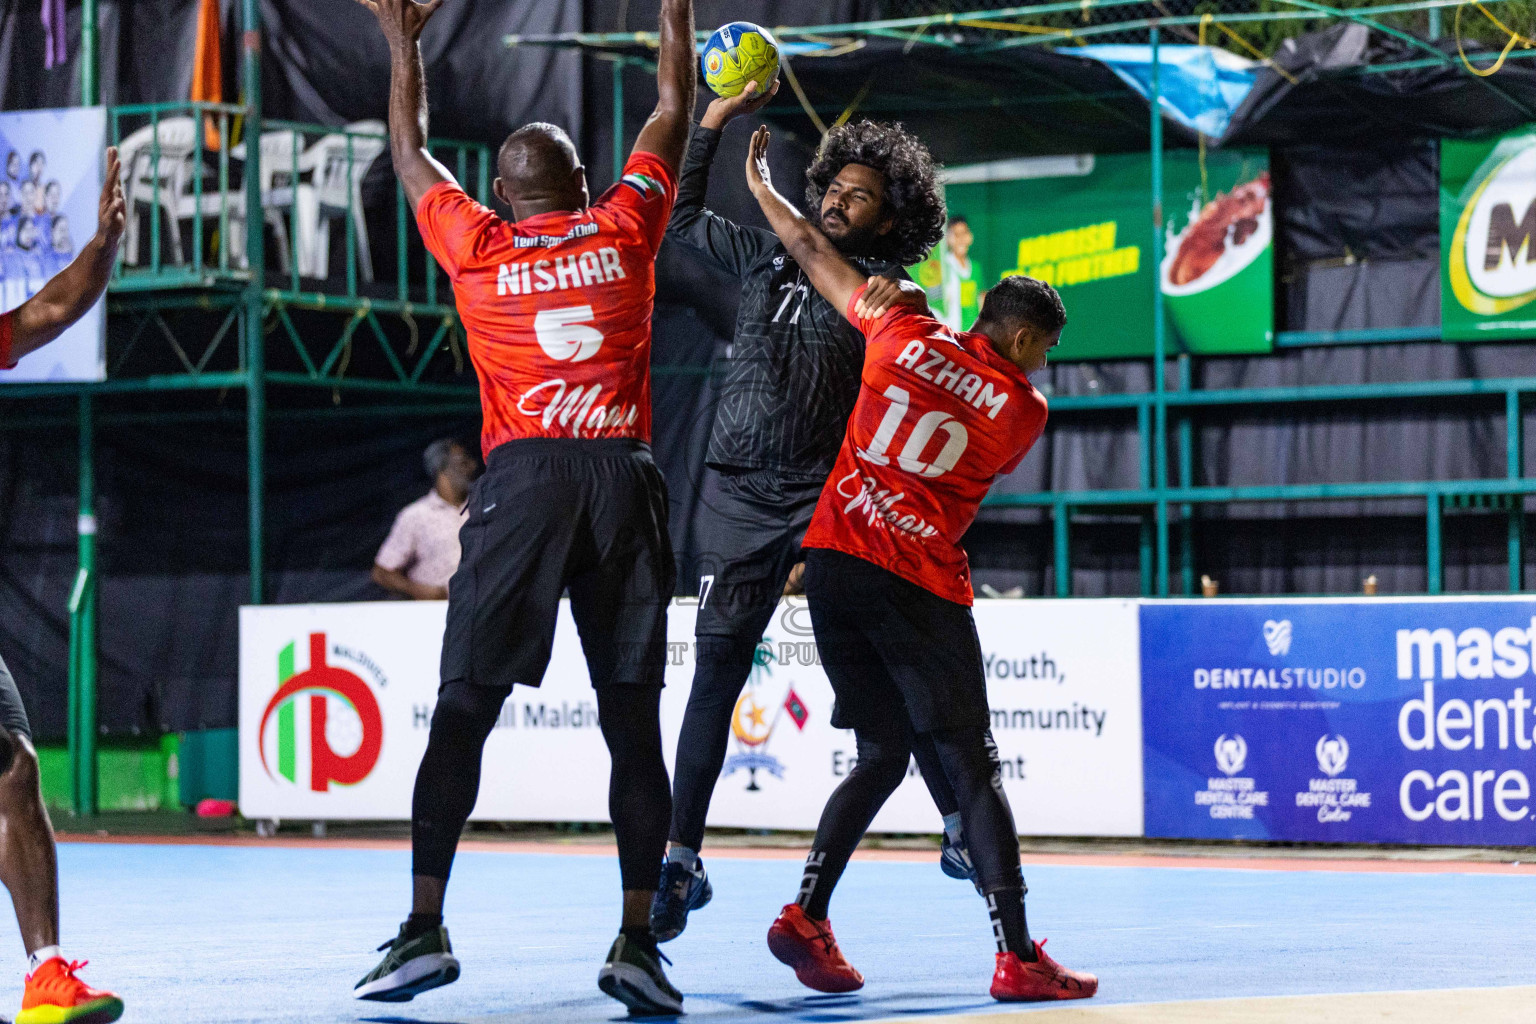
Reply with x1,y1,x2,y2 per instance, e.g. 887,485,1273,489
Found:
1395,621,1536,826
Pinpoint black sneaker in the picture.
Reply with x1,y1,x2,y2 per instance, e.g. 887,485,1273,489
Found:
598,932,684,1015
941,831,981,892
650,857,712,942
354,922,460,1002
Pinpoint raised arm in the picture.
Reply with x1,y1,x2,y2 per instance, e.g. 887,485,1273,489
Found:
744,127,868,320
359,0,456,211
630,0,697,175
8,147,125,362
667,79,780,276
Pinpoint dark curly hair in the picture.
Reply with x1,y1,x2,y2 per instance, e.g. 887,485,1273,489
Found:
804,120,946,267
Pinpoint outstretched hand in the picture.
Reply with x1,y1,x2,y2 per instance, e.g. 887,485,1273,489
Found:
745,125,774,196
355,0,444,46
701,77,780,132
97,146,125,251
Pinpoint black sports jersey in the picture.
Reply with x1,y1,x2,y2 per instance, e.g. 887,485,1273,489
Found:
668,127,906,482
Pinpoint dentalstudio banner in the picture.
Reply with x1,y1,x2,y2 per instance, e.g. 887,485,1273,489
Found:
238,599,1145,837
1442,128,1536,341
1143,599,1536,845
922,150,1272,359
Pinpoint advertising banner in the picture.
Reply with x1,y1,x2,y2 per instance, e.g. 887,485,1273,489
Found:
920,149,1271,358
239,599,1144,836
1143,598,1536,845
1442,129,1536,341
0,107,107,383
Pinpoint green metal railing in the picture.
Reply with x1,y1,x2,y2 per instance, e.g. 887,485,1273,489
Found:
108,104,491,314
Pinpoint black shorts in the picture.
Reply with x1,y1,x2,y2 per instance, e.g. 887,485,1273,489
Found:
804,547,989,734
0,655,32,740
693,467,824,641
440,437,676,692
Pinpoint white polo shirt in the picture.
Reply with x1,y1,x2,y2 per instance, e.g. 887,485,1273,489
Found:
374,489,468,589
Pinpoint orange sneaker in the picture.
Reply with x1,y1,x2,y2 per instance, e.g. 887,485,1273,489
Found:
766,903,864,993
990,939,1098,1002
16,957,123,1024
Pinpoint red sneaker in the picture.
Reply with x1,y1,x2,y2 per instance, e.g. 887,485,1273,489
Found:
766,903,864,993
990,939,1098,1002
17,957,124,1023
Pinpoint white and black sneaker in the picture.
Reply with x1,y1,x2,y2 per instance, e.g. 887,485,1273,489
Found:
354,923,461,1002
598,932,684,1016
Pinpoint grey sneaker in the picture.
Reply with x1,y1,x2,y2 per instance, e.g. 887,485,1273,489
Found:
597,933,684,1016
354,923,461,1002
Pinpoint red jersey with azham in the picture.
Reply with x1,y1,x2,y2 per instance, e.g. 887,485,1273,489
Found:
802,286,1048,606
415,152,677,458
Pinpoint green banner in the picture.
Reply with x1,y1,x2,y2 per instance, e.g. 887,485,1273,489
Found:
1442,129,1536,341
918,150,1273,360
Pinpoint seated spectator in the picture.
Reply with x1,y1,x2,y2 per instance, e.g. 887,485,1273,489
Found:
372,438,477,600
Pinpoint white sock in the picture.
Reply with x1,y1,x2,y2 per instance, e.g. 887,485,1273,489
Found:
28,946,62,973
667,845,698,871
942,813,964,843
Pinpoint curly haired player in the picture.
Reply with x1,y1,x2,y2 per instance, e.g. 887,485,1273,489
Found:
657,85,985,940
745,125,1098,1003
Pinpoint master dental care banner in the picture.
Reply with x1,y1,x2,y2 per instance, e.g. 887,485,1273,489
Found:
1143,599,1536,845
238,599,1144,836
932,149,1271,360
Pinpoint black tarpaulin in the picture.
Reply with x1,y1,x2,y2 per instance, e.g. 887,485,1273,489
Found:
1222,22,1536,146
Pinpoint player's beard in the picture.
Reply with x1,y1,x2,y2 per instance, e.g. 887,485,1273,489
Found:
819,209,885,259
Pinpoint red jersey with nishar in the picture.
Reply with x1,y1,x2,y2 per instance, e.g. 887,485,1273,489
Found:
415,152,677,457
802,285,1049,606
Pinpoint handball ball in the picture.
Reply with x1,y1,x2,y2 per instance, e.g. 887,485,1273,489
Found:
701,22,780,99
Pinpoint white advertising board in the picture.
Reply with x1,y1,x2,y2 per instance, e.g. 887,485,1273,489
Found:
239,598,1143,836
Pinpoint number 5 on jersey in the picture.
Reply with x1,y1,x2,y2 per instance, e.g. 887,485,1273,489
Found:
535,305,604,363
856,384,969,478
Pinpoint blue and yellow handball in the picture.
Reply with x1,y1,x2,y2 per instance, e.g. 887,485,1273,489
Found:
701,22,780,99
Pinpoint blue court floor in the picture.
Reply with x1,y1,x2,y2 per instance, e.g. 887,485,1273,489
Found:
6,842,1535,1023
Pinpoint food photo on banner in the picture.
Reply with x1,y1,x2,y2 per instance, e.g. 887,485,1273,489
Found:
918,148,1271,358
1142,599,1536,845
239,599,1144,836
1442,125,1536,341
0,105,107,382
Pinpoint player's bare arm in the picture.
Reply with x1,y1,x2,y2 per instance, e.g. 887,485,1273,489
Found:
10,146,125,362
631,0,698,175
744,127,869,321
359,0,457,210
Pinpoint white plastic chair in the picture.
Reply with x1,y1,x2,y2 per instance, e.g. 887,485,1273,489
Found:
118,117,197,266
302,121,387,281
228,130,304,275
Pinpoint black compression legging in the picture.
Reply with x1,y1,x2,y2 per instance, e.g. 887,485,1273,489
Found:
412,679,671,891
672,638,963,854
669,635,760,851
929,726,1032,955
796,722,1030,953
796,717,913,920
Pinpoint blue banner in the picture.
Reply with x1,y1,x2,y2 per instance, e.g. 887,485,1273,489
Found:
1142,599,1536,845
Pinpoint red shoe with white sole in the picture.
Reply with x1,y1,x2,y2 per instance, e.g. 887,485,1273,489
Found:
766,903,864,993
990,939,1098,1002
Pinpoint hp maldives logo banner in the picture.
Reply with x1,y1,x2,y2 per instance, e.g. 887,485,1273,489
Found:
1141,600,1536,845
258,633,384,793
